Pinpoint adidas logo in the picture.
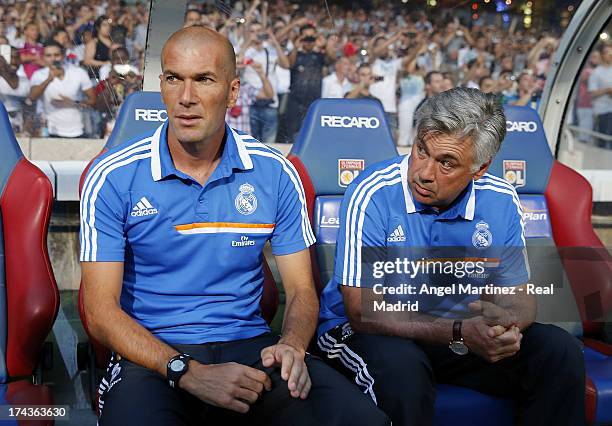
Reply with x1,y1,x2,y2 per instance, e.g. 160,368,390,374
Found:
387,225,406,242
131,197,158,217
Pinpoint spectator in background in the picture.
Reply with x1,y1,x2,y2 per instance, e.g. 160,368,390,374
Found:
271,20,292,144
442,72,456,92
279,23,337,143
183,8,202,28
492,54,514,80
368,30,422,139
83,15,113,81
345,63,379,102
0,45,30,133
242,22,285,143
67,4,95,46
462,57,489,89
95,46,141,136
479,76,496,94
575,50,600,144
506,71,540,110
29,41,96,138
496,71,517,104
589,44,612,148
322,56,353,98
18,21,43,80
52,27,84,66
226,60,274,135
397,39,428,147
413,70,445,120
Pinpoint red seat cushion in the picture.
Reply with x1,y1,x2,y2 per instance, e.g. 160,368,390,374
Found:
1,159,59,378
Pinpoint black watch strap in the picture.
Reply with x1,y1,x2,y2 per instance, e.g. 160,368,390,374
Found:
167,353,192,389
452,320,463,342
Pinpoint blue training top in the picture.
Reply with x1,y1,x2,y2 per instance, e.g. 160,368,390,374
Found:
80,122,315,344
318,155,529,337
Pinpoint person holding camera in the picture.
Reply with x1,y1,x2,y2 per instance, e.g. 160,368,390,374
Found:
226,59,274,135
277,23,337,143
368,30,424,140
29,41,96,138
505,71,541,110
241,21,285,143
95,46,142,137
345,63,379,102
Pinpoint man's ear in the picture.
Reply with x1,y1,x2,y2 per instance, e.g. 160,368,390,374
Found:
227,77,240,108
473,159,491,181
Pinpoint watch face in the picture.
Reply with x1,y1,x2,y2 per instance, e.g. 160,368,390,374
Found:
170,359,186,372
449,341,469,356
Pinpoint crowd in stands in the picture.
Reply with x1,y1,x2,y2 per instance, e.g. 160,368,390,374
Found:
0,0,609,148
0,0,146,138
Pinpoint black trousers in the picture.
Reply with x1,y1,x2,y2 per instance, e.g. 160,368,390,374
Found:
318,322,585,426
283,96,316,143
98,333,390,426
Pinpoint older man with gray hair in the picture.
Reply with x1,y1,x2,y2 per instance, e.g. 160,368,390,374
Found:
317,87,585,426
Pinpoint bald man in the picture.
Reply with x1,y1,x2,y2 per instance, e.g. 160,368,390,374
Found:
80,26,389,426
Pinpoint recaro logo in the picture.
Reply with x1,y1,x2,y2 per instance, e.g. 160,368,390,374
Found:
134,109,168,122
320,115,380,129
506,121,538,132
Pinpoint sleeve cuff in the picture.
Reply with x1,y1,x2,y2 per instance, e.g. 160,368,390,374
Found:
271,239,313,256
79,250,125,262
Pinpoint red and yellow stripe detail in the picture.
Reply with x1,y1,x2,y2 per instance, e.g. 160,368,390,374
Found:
175,222,275,235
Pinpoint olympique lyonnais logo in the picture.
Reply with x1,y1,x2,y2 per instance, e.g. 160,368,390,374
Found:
503,160,526,189
338,159,365,188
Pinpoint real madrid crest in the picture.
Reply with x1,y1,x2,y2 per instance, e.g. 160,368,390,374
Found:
472,220,492,249
235,183,257,215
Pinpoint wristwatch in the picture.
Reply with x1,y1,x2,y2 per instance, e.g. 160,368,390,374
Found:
449,320,469,355
167,353,192,388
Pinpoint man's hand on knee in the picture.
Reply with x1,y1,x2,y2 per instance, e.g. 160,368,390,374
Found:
463,318,522,363
261,342,311,399
180,361,272,413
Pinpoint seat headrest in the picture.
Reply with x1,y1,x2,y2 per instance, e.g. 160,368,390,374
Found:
489,106,553,194
289,98,398,195
106,91,167,149
0,102,23,196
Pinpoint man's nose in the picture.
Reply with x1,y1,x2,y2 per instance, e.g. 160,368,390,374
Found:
419,158,436,183
179,79,195,105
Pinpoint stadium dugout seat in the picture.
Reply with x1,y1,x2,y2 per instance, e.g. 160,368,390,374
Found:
287,99,398,293
77,91,279,411
289,99,612,425
0,102,60,425
489,106,612,426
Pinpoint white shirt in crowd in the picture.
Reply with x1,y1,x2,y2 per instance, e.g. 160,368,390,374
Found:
31,64,93,137
275,41,293,96
370,57,402,113
0,65,30,130
0,65,29,112
321,72,353,98
588,64,612,116
243,44,279,107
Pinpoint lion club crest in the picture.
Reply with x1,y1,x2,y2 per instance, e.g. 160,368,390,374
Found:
503,160,526,188
472,221,492,249
235,183,257,215
338,159,365,188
